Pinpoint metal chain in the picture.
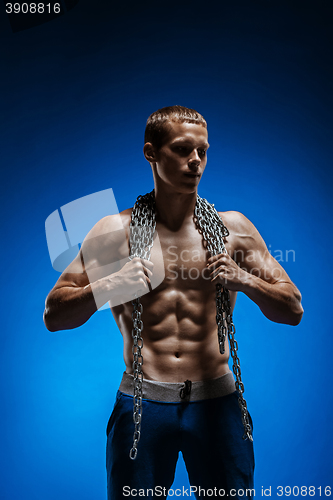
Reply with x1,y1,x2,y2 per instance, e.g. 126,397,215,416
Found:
129,299,144,460
129,191,156,460
224,289,253,440
194,197,229,355
194,196,253,441
129,191,252,460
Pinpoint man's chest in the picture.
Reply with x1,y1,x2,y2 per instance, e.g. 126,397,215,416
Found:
150,223,234,289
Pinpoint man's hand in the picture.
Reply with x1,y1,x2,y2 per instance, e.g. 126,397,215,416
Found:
206,211,303,325
207,253,248,291
110,257,154,301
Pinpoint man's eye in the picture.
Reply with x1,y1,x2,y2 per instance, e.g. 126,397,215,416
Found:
175,146,189,155
198,150,206,157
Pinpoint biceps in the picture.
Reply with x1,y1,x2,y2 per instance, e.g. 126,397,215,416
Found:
53,251,88,289
243,250,290,284
54,247,122,291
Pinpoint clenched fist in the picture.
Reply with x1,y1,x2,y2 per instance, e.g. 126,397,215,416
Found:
111,257,154,300
207,253,249,291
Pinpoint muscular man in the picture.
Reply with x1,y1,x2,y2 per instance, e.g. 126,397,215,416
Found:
44,106,303,499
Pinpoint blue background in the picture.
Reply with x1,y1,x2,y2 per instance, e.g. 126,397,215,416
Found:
1,1,332,499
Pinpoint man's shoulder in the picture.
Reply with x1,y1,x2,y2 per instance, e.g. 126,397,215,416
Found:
217,210,254,234
85,208,132,238
218,210,265,254
80,208,133,266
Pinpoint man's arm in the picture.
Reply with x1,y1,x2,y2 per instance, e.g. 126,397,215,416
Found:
43,213,153,332
207,211,303,326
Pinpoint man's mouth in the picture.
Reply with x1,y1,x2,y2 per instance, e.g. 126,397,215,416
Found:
184,173,200,178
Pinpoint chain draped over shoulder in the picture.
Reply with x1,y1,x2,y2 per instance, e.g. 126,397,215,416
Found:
128,190,253,460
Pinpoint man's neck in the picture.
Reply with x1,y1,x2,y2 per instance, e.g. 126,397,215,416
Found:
154,188,198,231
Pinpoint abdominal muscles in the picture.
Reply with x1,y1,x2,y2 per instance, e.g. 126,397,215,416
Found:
113,284,232,383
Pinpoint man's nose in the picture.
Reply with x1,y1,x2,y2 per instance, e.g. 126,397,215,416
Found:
188,150,200,168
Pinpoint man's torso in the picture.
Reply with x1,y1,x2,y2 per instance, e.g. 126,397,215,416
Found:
110,208,238,383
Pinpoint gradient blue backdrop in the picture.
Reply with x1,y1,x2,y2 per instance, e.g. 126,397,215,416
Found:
1,1,332,499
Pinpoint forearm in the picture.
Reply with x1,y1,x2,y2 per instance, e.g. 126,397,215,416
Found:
239,273,304,326
43,277,114,332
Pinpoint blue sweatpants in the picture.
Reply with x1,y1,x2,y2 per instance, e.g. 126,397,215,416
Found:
106,390,254,499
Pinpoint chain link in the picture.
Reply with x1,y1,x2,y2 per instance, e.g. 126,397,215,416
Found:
129,191,252,460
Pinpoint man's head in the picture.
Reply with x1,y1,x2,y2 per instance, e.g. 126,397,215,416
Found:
144,106,209,194
144,105,207,151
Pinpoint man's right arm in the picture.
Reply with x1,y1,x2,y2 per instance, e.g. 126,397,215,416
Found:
43,213,153,332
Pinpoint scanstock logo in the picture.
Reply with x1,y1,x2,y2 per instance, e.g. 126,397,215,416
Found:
4,0,81,32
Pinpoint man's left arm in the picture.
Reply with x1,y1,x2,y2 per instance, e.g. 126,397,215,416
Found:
207,212,304,326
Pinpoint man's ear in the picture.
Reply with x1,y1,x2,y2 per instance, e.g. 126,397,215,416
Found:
143,142,157,163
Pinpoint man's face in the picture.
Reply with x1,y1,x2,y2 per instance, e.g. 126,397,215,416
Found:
151,121,209,194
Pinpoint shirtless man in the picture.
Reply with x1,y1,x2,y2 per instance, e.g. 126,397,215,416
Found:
44,106,303,499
